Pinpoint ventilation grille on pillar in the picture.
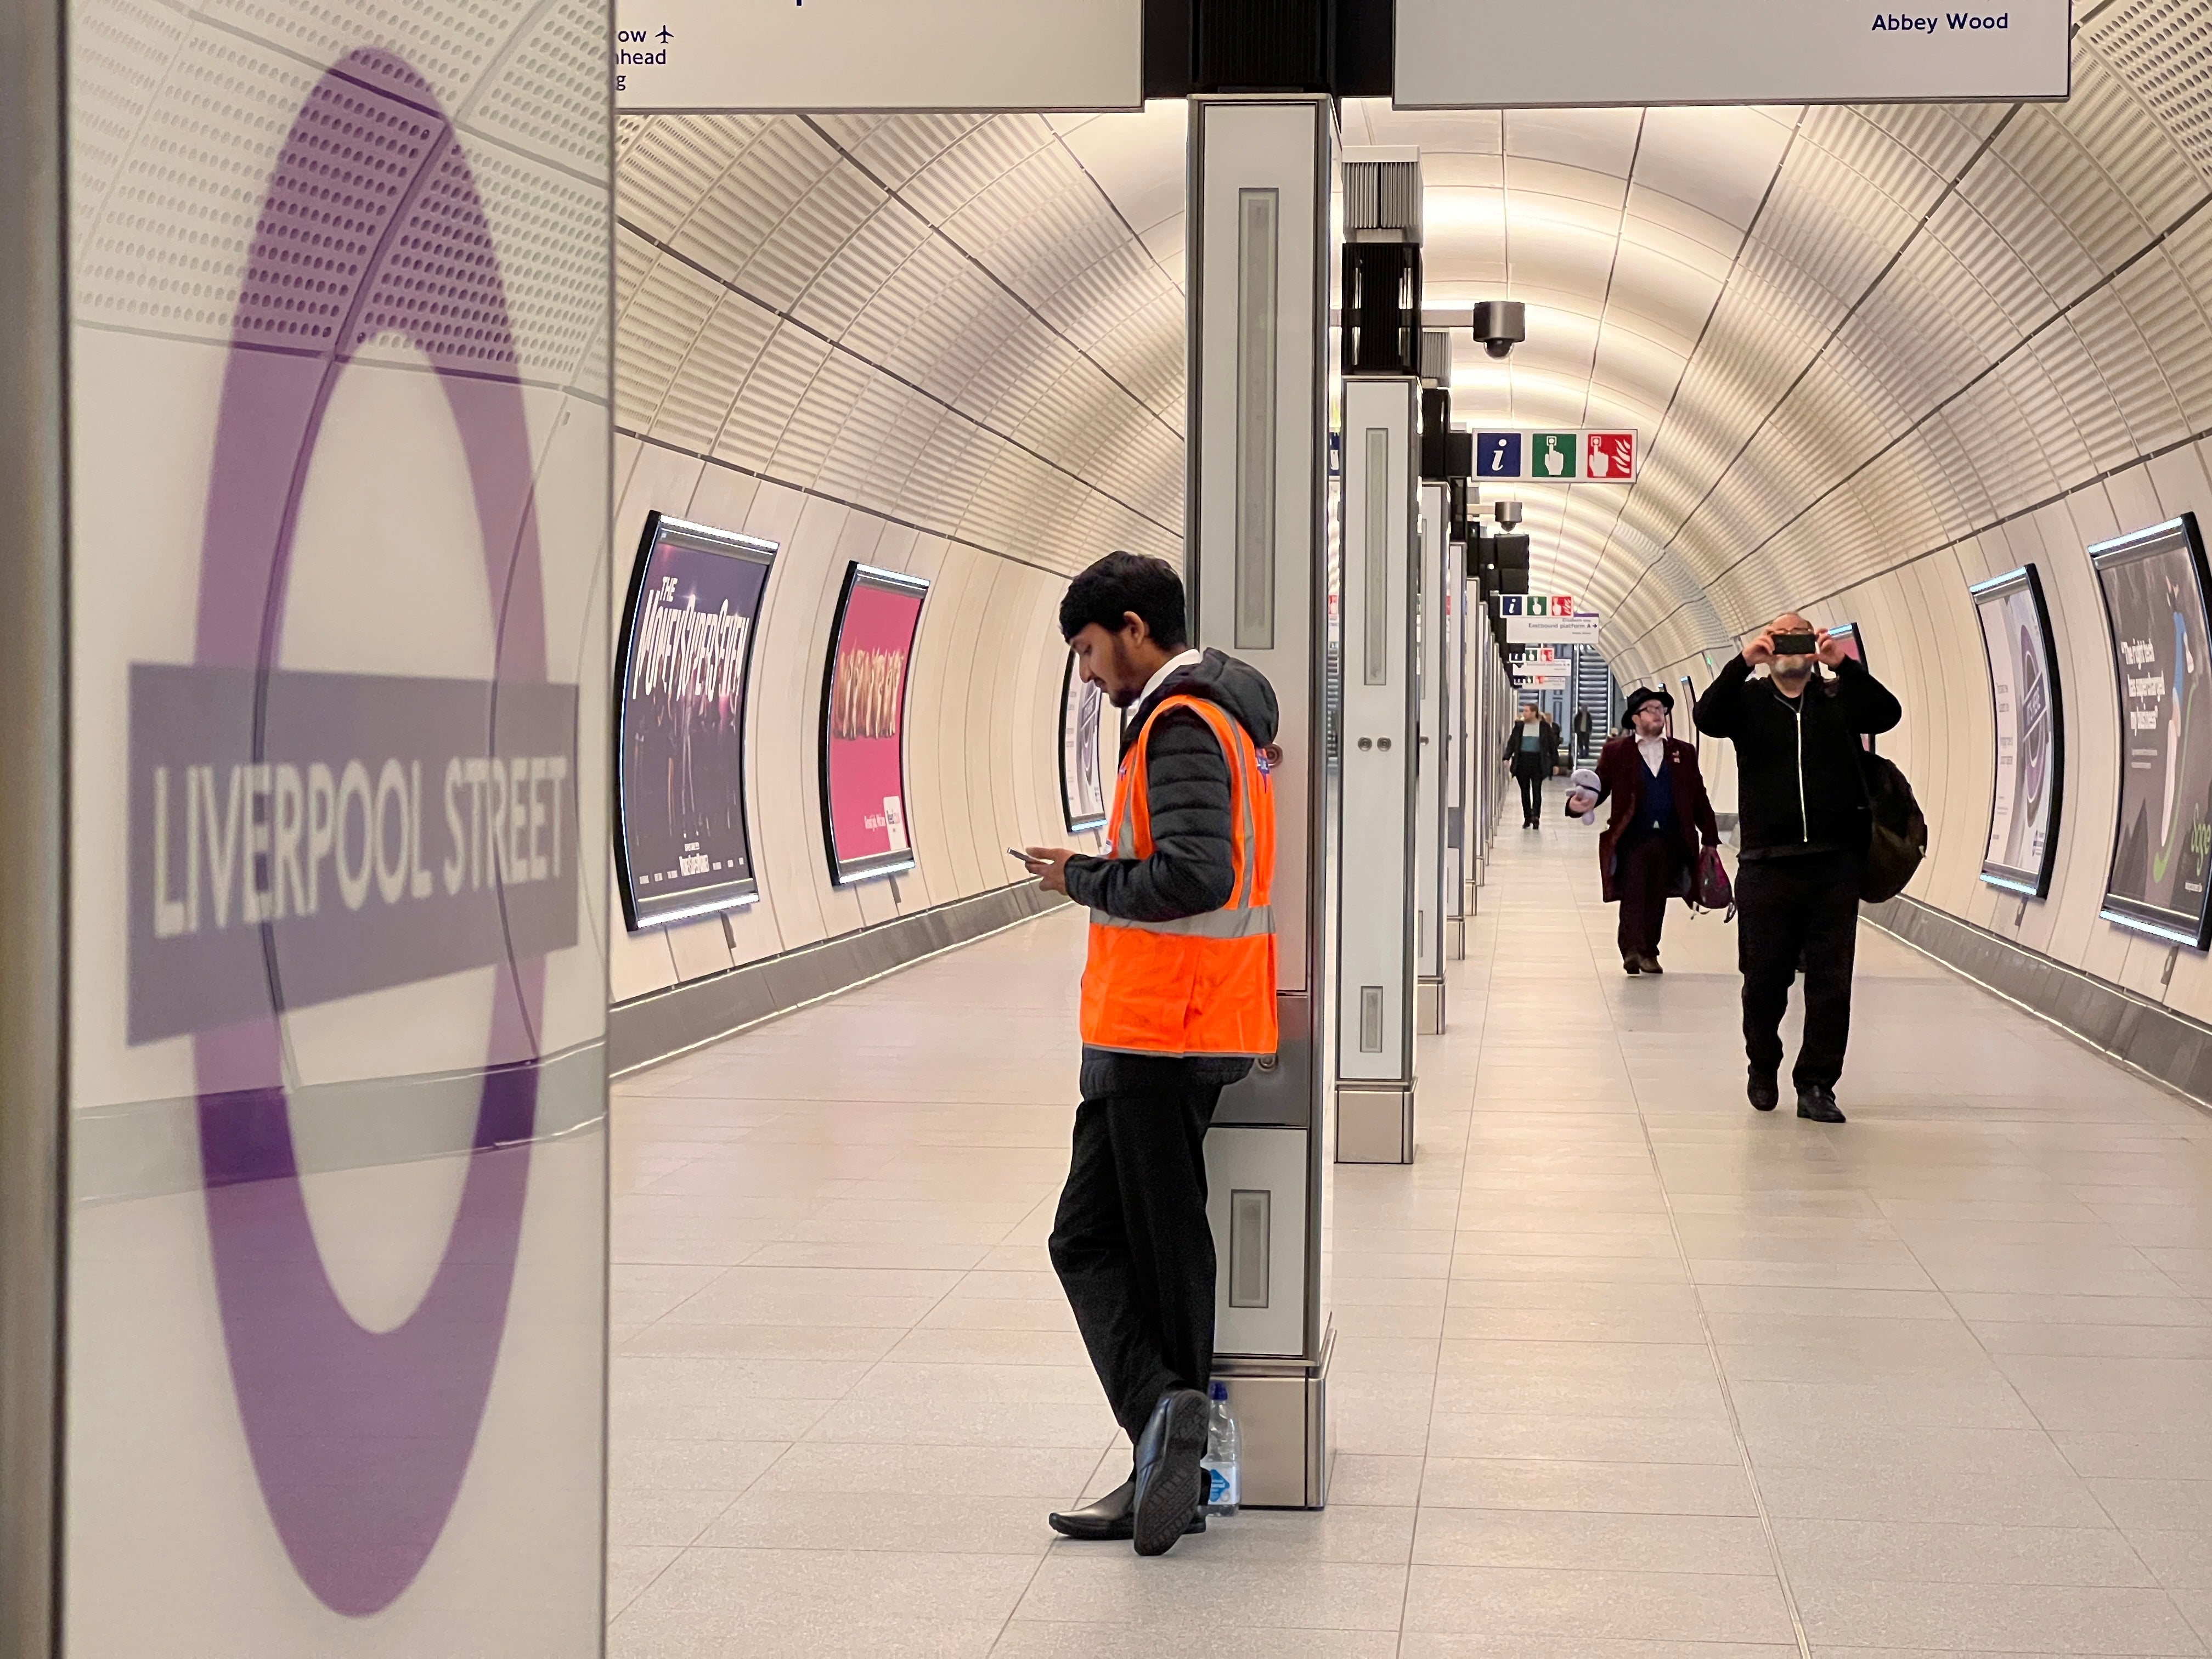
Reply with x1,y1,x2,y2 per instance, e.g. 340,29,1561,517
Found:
2084,0,2212,183
1343,148,1422,241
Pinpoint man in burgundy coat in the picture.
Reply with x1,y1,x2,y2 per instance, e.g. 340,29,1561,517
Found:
1566,687,1720,975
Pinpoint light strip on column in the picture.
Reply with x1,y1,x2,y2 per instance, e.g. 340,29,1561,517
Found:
1233,187,1278,651
1363,427,1390,685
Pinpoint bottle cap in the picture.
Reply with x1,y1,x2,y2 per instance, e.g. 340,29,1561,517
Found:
1209,1380,1228,1401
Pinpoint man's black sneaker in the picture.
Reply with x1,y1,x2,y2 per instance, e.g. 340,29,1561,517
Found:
1748,1071,1779,1112
1797,1086,1846,1124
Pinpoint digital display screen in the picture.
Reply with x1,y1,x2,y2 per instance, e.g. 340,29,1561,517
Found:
2095,514,2212,946
821,562,929,884
1972,565,2063,899
613,512,774,931
1059,651,1111,833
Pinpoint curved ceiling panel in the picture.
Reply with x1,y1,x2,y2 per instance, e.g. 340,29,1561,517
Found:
615,109,1186,577
613,0,2212,685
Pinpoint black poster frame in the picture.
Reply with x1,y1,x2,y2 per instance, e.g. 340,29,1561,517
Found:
2093,512,2212,949
1058,650,1113,835
1969,562,2064,900
612,510,776,932
818,560,930,887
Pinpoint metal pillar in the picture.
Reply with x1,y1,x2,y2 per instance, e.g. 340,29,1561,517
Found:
1334,375,1419,1164
1186,93,1335,1510
1414,482,1448,1030
1,0,66,1638
1444,536,1469,959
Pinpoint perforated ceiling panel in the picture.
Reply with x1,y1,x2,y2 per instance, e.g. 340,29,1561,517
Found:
615,109,1184,578
616,4,2212,679
1320,7,2212,684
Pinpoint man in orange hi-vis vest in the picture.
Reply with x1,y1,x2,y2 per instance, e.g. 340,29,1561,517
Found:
1015,552,1279,1558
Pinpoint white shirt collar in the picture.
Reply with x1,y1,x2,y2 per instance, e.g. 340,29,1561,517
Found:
1637,733,1666,770
1139,647,1205,706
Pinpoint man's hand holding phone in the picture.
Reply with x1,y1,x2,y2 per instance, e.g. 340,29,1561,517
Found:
1741,629,1777,667
1814,628,1849,668
1011,846,1075,895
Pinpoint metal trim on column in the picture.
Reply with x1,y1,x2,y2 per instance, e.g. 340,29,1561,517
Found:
1186,93,1335,1509
1414,481,1447,1031
1,0,68,1644
1334,376,1418,1165
1444,536,1468,958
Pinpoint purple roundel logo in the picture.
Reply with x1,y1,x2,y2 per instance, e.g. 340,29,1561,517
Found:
160,47,583,1616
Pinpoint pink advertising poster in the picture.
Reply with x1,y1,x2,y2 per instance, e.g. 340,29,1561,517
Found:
822,562,929,883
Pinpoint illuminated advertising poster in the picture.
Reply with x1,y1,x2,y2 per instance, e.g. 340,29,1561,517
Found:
822,563,929,883
614,513,775,929
1971,565,2064,898
2094,515,2212,946
1060,650,1112,833
66,17,611,1655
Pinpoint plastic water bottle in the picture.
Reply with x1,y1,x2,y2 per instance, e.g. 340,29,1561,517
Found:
1201,1380,1240,1516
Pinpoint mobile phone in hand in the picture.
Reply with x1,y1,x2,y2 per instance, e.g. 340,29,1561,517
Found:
1007,848,1034,864
1771,631,1816,654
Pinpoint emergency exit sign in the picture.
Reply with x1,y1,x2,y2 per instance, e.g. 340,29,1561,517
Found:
1395,0,2067,106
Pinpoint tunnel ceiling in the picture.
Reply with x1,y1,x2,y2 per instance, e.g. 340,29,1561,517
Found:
614,0,2212,675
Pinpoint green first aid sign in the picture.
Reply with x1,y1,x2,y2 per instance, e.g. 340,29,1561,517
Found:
1530,433,1577,478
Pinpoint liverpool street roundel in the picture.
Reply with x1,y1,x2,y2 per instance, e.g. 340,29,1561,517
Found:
178,48,570,1617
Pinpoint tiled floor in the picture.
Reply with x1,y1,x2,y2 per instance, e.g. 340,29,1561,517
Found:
606,820,2212,1657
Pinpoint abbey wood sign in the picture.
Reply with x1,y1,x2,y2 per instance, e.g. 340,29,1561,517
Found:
1395,0,2067,106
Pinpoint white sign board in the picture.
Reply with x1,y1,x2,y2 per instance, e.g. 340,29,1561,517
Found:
1511,667,1571,688
1396,0,2068,107
616,0,1143,111
1509,613,1601,645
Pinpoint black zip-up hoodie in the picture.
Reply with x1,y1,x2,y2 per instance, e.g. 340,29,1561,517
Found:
1063,647,1279,1094
1691,654,1902,859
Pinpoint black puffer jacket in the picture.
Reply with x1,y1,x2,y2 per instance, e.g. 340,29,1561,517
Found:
1692,654,1903,857
1064,647,1279,1094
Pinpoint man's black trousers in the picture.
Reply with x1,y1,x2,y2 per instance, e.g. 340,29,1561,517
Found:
1615,832,1679,962
1736,849,1861,1090
1518,772,1544,823
1049,1078,1221,1446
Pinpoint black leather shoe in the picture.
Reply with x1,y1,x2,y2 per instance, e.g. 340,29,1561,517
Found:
1623,956,1641,975
1748,1071,1779,1112
1797,1085,1846,1124
1048,1477,1205,1542
1638,956,1664,975
1130,1389,1210,1556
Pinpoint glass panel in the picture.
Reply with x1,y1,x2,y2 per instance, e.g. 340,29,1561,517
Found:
1228,1189,1272,1308
1359,985,1385,1051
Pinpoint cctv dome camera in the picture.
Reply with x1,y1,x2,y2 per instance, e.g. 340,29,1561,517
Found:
1472,300,1526,360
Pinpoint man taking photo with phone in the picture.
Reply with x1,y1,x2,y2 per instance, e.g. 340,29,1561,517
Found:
1015,552,1279,1557
1693,613,1901,1123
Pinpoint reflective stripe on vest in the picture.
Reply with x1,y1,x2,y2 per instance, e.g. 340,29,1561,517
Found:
1079,692,1279,1059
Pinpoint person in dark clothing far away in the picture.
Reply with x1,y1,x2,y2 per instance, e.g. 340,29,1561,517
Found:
1565,686,1720,976
1693,612,1902,1124
1017,551,1279,1557
1571,702,1593,759
1505,704,1561,827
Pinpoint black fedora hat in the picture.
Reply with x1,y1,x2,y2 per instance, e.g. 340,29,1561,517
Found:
1621,685,1674,725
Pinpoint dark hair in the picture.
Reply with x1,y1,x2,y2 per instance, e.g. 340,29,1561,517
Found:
1059,552,1188,648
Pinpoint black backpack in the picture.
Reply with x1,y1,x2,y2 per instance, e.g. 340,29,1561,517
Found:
1858,748,1927,902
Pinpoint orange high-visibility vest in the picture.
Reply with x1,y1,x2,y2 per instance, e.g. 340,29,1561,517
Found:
1079,693,1278,1058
